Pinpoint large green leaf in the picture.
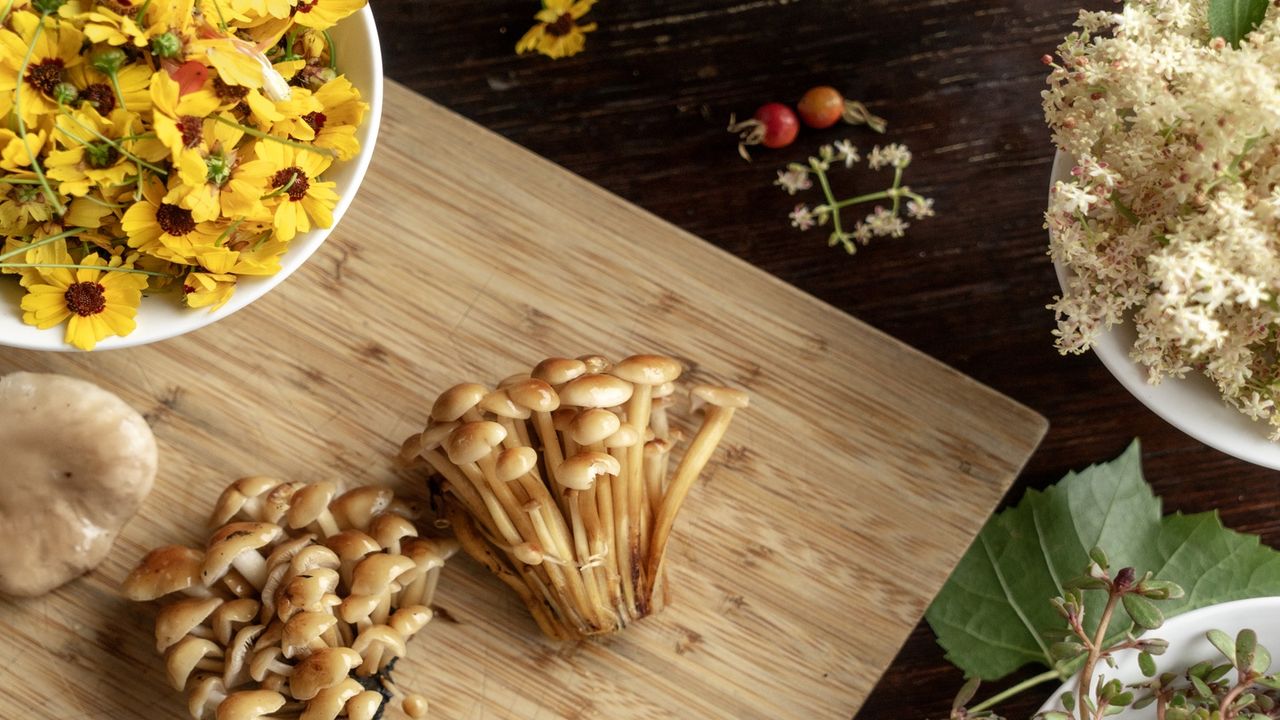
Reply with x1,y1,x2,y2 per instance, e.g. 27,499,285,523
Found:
1210,0,1270,48
926,441,1280,680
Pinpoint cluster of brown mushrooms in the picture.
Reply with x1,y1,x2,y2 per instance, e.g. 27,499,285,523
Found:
399,354,748,640
122,478,456,720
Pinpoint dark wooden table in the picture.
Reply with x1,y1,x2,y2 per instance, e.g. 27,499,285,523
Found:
385,1,1276,717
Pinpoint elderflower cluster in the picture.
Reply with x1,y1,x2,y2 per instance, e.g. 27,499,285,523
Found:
1045,0,1280,436
0,0,369,350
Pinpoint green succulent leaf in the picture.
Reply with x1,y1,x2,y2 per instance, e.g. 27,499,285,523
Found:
1138,651,1157,678
1209,0,1270,48
926,440,1280,680
1208,629,1236,662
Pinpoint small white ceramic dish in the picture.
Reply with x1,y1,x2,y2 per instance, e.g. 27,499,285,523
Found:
1049,151,1280,470
0,7,383,352
1036,596,1280,718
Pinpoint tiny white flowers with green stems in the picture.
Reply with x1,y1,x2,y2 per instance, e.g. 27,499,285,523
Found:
775,140,933,254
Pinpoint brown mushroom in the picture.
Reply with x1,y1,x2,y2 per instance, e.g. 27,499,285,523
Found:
211,598,261,646
165,636,224,690
223,623,266,688
430,383,489,423
282,611,338,659
0,372,158,597
215,689,286,720
299,678,363,720
403,694,430,719
328,486,394,532
203,522,283,590
288,647,362,701
275,568,341,622
369,513,418,556
187,676,230,720
122,546,209,601
322,530,381,589
349,624,407,676
155,596,222,652
346,690,385,720
209,477,282,528
397,537,460,608
285,482,341,538
248,645,295,684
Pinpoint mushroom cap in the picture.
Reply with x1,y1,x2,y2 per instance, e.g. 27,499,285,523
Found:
350,553,416,595
417,422,459,452
346,690,385,720
329,486,395,532
122,545,205,601
224,623,266,688
300,678,363,720
495,447,537,483
202,522,283,586
389,604,434,638
289,647,363,701
276,568,341,620
400,536,460,569
558,374,634,409
155,596,222,652
652,381,676,399
430,383,489,422
478,388,532,420
282,611,337,658
259,481,305,524
211,597,261,646
0,372,157,597
445,422,507,465
577,354,614,374
603,425,641,449
286,482,338,530
505,378,560,413
569,408,622,446
691,385,751,410
215,690,286,720
289,545,341,575
209,476,280,527
531,357,587,385
370,513,418,550
165,635,223,690
557,452,621,491
322,530,381,563
497,372,531,388
248,645,289,683
403,695,430,719
350,624,407,661
187,676,229,720
612,354,683,386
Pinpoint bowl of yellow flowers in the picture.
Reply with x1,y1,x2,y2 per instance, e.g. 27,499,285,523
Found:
0,0,381,351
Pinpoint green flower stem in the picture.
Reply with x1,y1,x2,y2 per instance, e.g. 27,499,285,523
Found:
56,106,168,175
811,164,844,240
0,262,174,277
0,0,14,25
215,216,244,246
323,29,337,70
107,72,127,113
214,116,337,158
15,19,65,214
0,177,42,185
966,670,1063,714
890,166,905,214
0,226,89,262
210,0,228,31
1078,592,1122,720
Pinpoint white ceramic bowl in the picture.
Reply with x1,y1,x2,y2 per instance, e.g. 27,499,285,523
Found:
0,8,383,352
1049,151,1280,470
1036,596,1280,718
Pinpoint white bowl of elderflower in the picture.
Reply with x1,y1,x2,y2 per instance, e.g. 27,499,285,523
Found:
1045,1,1280,468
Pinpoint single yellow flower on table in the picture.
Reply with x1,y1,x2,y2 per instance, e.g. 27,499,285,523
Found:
19,244,148,351
517,0,597,59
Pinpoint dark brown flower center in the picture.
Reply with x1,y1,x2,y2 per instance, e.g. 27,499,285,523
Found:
177,115,202,148
301,111,327,133
212,77,249,102
547,13,575,37
26,59,65,96
80,83,116,114
295,0,317,12
271,166,310,202
64,281,106,316
156,203,196,236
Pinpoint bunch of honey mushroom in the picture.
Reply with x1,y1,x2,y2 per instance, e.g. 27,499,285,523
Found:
400,354,749,640
122,478,457,720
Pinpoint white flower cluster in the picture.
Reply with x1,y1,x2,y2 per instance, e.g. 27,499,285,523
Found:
1045,0,1280,435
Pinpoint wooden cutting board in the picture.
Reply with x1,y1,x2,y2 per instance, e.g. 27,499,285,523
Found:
0,82,1046,720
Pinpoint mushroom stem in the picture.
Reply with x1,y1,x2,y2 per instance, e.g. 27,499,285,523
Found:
531,411,568,506
524,500,593,620
565,489,608,629
232,552,269,589
623,383,653,615
645,405,738,599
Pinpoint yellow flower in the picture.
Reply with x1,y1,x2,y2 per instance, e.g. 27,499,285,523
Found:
516,0,596,60
78,6,148,47
46,106,150,197
20,246,148,351
290,0,365,31
0,127,48,171
181,270,237,310
69,61,153,114
0,11,85,125
278,75,364,160
149,70,220,163
170,120,274,222
0,183,54,232
195,228,285,276
122,175,222,264
239,141,335,241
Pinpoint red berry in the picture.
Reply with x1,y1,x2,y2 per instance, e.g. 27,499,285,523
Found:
797,86,844,129
753,103,799,149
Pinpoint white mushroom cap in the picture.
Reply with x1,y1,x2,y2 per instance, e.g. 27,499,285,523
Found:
0,372,157,597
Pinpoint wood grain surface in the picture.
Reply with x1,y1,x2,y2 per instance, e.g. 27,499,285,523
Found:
371,2,1256,717
0,82,1044,719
